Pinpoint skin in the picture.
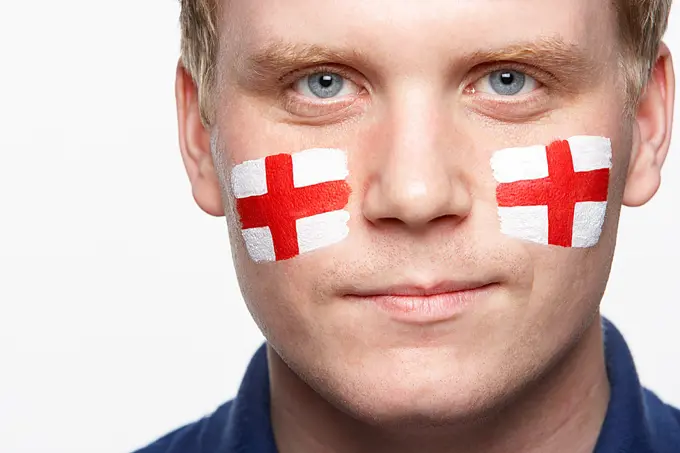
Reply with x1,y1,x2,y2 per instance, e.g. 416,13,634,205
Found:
175,1,675,452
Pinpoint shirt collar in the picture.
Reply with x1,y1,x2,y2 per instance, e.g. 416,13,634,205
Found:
225,344,278,453
594,317,651,452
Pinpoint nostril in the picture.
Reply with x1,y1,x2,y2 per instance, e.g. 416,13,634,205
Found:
368,216,409,230
362,160,473,229
366,212,465,233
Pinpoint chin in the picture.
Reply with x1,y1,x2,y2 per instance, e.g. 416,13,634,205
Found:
306,343,517,428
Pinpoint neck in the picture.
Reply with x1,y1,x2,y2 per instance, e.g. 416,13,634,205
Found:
268,315,610,453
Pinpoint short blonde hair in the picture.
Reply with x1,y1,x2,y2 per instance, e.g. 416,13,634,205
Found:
179,0,672,126
179,0,219,127
615,0,673,105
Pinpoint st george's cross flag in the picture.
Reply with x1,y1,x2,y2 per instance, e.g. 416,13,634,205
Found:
491,135,612,248
230,148,352,262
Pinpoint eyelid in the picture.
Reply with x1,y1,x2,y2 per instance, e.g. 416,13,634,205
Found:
293,73,362,101
280,64,366,90
462,62,559,122
466,61,557,90
278,64,369,121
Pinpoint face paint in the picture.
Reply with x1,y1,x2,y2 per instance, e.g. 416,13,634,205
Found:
231,148,352,262
490,136,612,248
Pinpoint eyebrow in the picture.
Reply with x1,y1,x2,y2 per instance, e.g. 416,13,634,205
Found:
234,36,601,91
234,41,370,90
464,37,600,81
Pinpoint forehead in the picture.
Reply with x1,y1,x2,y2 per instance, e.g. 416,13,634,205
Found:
222,0,618,67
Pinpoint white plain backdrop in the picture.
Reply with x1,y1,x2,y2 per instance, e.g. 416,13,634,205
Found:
0,2,678,452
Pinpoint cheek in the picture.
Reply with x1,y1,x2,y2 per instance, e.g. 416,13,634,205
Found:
233,247,343,349
488,131,628,323
609,135,634,202
216,95,363,167
520,206,619,333
232,252,300,340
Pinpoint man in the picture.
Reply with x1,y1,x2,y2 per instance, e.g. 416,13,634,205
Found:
135,0,679,452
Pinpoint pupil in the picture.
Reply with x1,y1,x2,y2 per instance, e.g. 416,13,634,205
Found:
319,74,334,88
500,72,514,85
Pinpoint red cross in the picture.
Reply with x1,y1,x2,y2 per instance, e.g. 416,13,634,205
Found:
236,153,351,261
496,140,609,247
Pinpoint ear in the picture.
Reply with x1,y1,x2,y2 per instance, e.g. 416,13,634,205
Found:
175,60,225,216
623,42,675,207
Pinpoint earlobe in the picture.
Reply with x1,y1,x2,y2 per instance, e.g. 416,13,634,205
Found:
175,60,225,216
623,43,675,207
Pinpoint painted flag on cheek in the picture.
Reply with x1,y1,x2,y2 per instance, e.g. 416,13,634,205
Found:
230,148,352,262
491,135,612,248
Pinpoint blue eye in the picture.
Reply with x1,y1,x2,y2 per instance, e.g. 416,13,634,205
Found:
474,70,538,96
294,72,358,99
308,73,344,98
490,71,525,95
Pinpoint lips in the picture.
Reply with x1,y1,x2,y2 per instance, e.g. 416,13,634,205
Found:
344,280,498,324
351,280,491,297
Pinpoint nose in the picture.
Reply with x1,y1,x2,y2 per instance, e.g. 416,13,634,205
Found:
362,91,472,229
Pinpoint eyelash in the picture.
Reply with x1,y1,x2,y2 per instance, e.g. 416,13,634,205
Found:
279,64,367,120
279,61,558,121
469,62,557,93
284,61,555,89
282,65,366,94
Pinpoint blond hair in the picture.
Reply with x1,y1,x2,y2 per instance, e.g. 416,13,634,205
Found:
615,0,673,105
179,0,672,126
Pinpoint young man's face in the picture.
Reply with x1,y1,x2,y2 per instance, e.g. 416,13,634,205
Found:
204,0,640,422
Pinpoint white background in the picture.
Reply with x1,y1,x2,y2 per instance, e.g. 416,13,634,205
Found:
0,2,678,452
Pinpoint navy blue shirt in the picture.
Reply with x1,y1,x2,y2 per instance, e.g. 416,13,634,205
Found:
133,319,680,452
